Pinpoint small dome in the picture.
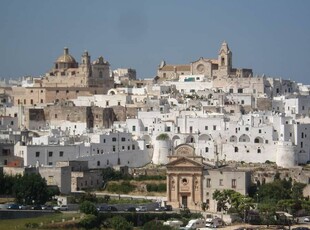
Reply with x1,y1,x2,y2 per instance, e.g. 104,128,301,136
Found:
56,47,77,64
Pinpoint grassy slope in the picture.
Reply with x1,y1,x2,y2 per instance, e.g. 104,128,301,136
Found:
0,213,81,230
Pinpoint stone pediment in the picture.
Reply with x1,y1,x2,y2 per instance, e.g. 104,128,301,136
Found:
166,156,203,168
174,144,195,157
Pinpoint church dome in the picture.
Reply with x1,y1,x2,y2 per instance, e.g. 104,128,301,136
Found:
56,47,77,64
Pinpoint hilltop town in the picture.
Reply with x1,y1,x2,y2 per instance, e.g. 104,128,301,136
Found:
1,41,310,214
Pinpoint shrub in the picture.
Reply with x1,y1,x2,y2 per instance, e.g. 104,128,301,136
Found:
143,220,173,230
156,133,169,140
107,216,133,230
79,201,98,215
79,214,100,229
25,222,39,228
135,175,166,181
107,181,135,194
146,183,166,192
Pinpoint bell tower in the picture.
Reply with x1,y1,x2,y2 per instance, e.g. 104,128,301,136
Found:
218,41,232,75
80,50,91,77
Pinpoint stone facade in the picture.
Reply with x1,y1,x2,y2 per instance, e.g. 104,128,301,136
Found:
166,144,251,212
157,42,253,83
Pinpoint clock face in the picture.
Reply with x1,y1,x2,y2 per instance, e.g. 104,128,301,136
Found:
197,64,205,73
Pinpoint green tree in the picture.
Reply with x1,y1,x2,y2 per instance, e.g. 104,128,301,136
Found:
107,216,133,230
257,179,291,204
79,201,98,215
212,189,235,212
291,182,306,201
0,171,17,195
12,173,49,205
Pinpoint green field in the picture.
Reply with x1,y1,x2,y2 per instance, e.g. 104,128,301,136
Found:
0,213,81,230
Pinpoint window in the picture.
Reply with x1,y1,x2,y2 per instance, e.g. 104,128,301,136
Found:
259,129,262,133
206,179,211,188
219,179,223,186
245,127,249,131
55,114,58,118
56,90,59,93
265,140,269,144
205,126,208,130
238,88,243,93
103,139,106,143
128,146,130,150
121,137,126,142
30,99,33,105
10,121,14,125
132,145,135,150
257,149,261,153
36,152,40,157
24,99,26,104
107,159,109,165
112,146,116,152
97,161,100,166
76,90,79,93
99,71,103,78
234,147,238,152
241,100,244,105
213,125,216,130
112,137,117,142
132,126,136,131
190,126,193,133
205,147,209,153
232,179,236,188
40,99,43,103
106,101,109,106
301,142,303,148
302,132,304,138
229,88,233,93
59,151,64,157
48,151,53,157
118,101,121,106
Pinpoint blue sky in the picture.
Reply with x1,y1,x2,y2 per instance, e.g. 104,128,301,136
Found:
1,0,310,84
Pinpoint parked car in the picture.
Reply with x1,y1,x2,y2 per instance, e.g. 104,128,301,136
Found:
53,205,68,211
7,204,19,209
19,204,31,210
304,217,310,222
97,205,118,212
41,205,53,210
155,206,166,211
31,205,42,210
125,207,136,212
136,206,147,212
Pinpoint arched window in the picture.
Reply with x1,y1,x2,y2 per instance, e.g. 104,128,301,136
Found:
205,147,209,153
221,57,225,66
230,136,237,142
239,134,250,142
257,149,261,153
254,137,263,143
